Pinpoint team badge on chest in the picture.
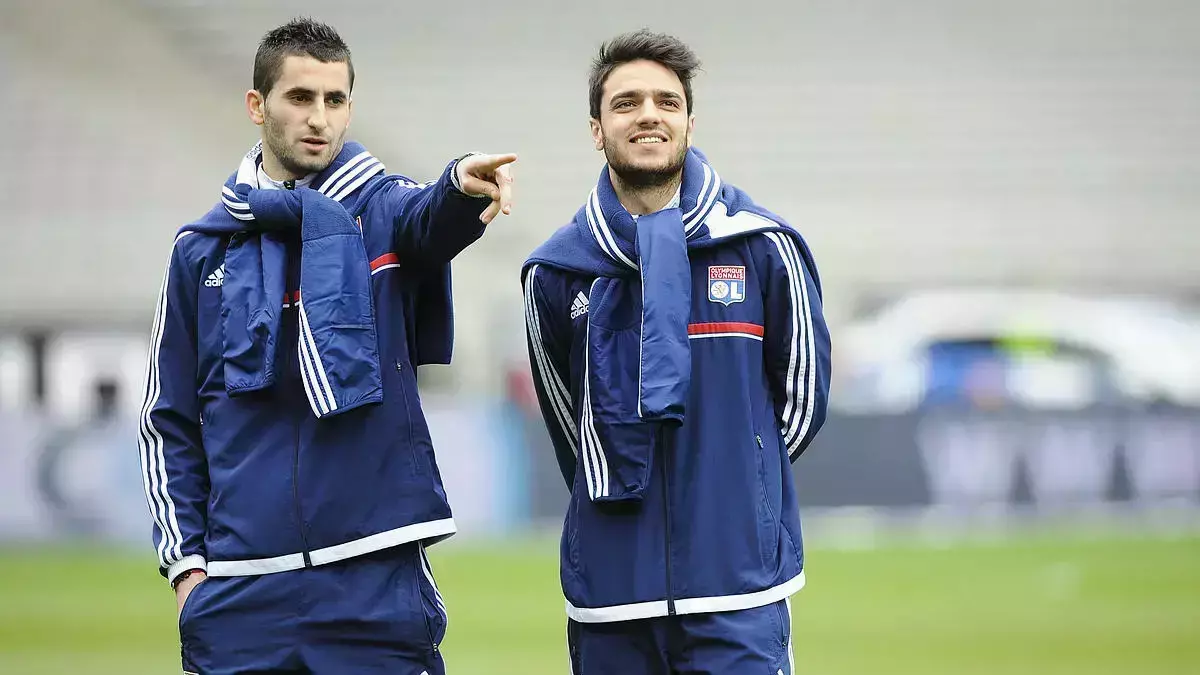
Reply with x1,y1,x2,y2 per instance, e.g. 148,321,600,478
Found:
707,265,746,306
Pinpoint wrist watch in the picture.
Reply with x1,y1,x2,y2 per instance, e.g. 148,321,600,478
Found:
451,152,487,197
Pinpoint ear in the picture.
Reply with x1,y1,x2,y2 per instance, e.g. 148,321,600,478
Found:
686,114,695,148
589,118,604,151
246,90,266,126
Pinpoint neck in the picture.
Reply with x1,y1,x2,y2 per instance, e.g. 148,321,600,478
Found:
609,167,682,216
259,144,308,182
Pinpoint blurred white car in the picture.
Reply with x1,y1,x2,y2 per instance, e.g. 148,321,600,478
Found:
832,289,1200,412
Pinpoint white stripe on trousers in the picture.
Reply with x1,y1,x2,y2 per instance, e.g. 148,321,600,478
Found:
418,542,448,632
786,596,795,674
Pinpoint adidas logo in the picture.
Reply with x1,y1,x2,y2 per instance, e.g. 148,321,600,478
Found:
569,291,589,320
204,264,225,288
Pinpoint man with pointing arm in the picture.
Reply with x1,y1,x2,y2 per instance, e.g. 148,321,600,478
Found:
139,17,515,674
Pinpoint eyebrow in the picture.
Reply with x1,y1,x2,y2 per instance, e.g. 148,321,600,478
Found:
283,86,349,99
609,89,684,104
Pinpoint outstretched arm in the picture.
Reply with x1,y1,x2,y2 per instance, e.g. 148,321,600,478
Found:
388,153,517,265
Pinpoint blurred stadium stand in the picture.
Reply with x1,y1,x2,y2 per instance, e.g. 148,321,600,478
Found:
1,0,1198,541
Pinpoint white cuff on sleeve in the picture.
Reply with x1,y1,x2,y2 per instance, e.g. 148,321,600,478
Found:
167,554,208,586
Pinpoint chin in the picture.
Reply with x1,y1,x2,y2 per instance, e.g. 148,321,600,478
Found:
614,149,663,168
632,158,679,175
293,156,330,174
606,141,686,181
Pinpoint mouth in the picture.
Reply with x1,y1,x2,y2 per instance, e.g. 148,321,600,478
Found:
629,131,668,145
300,137,329,151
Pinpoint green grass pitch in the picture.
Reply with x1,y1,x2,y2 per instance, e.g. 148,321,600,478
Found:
1,531,1196,674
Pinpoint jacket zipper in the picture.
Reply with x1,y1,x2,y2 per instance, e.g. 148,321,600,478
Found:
395,361,418,472
294,416,311,567
282,183,312,567
400,361,437,653
660,426,676,615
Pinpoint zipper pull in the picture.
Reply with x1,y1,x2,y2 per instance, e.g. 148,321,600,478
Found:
755,434,763,448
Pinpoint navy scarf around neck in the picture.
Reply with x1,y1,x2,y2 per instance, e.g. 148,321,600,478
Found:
524,147,814,502
180,140,430,419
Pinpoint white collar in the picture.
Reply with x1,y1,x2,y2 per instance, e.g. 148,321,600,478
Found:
629,188,682,221
256,165,316,190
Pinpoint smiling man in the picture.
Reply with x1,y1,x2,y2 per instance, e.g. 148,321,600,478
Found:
522,30,833,674
139,17,516,675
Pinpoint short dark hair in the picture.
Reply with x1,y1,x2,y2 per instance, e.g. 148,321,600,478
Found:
589,29,701,119
253,17,354,97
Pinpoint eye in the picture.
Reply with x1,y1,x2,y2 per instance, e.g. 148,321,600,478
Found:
661,100,680,109
613,100,635,110
327,96,346,106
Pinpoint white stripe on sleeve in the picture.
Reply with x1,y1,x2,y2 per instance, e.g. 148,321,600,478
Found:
765,232,816,459
137,232,192,568
522,266,580,455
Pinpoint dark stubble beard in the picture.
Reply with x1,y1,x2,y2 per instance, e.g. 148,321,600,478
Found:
603,136,688,190
262,106,340,177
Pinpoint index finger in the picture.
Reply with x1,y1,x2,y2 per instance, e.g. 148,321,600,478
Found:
477,153,518,172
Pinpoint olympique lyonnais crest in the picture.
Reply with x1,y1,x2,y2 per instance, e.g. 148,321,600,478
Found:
707,265,746,306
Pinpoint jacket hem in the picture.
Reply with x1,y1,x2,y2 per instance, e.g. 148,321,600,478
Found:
205,517,457,577
565,570,805,623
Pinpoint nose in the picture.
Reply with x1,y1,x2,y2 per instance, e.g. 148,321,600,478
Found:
308,101,328,131
635,98,662,126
